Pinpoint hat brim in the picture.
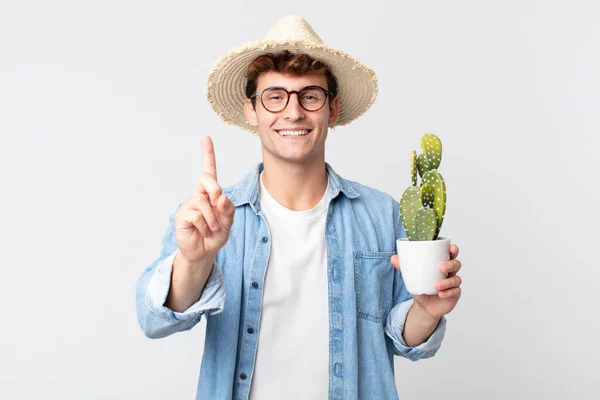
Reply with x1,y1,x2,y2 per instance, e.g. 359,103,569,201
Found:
206,40,378,134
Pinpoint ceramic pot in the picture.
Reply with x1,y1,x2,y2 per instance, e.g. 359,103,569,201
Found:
396,237,451,295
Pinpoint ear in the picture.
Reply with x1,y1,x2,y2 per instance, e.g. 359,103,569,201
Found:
328,96,340,126
244,99,258,127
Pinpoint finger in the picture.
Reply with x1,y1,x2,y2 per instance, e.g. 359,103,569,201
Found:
449,244,459,260
438,286,461,300
183,208,212,238
191,193,221,232
202,135,218,181
215,193,235,231
441,259,462,275
436,276,462,291
197,172,222,207
390,254,400,271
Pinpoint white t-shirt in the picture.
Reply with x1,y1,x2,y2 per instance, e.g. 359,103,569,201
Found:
248,172,331,400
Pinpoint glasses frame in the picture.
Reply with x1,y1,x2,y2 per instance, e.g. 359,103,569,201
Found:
252,85,334,113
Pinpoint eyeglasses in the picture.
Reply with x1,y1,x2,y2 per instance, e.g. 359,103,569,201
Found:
252,85,333,113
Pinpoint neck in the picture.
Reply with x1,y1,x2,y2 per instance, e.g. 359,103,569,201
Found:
261,156,328,211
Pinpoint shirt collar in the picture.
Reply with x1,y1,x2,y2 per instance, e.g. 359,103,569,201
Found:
227,162,360,212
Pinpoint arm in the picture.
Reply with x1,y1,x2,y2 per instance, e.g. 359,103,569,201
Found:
135,135,235,339
384,281,447,361
165,251,215,312
384,198,461,359
135,208,226,339
383,199,447,360
402,302,442,347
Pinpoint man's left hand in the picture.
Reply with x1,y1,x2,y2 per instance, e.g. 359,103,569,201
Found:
390,244,462,321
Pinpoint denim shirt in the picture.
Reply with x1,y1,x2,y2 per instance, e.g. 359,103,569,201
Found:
135,162,446,400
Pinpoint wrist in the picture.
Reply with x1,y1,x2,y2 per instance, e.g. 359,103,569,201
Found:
175,251,215,273
411,301,441,326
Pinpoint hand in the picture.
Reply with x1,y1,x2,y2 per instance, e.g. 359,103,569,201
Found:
174,135,235,263
390,244,462,320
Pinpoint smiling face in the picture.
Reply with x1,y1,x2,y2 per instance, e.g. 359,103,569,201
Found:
244,71,340,166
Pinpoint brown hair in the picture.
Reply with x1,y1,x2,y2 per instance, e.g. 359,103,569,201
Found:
245,50,338,109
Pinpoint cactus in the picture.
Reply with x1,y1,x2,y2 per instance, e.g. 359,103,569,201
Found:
400,133,447,241
410,151,418,186
421,134,442,170
400,186,422,240
417,153,427,179
415,207,437,241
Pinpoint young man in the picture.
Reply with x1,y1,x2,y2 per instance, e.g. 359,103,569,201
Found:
136,16,462,400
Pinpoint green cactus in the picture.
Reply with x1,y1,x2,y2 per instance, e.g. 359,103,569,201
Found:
421,133,442,171
411,151,418,186
422,170,446,238
400,133,447,241
415,207,437,241
417,153,427,179
400,186,423,241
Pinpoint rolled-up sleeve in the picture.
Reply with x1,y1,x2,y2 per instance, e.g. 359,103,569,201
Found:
146,249,225,319
384,298,446,361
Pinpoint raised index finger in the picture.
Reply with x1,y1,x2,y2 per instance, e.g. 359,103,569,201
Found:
202,135,218,181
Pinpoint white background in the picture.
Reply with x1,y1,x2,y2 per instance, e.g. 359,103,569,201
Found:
1,1,599,399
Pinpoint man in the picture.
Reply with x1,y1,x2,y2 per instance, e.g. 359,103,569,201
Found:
135,16,462,400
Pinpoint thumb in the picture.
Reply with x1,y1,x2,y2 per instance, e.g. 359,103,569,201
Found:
390,254,401,271
216,193,235,230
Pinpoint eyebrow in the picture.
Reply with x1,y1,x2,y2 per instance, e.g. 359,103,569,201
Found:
259,85,327,92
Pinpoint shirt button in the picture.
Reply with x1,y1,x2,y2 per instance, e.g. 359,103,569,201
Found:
261,236,268,243
247,328,254,334
252,282,259,289
240,373,247,380
334,363,343,376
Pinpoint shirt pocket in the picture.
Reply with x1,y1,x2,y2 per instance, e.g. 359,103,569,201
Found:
354,251,395,323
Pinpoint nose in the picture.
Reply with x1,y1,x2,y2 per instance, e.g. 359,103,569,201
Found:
282,92,305,121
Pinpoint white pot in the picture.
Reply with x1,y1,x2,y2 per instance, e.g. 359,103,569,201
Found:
396,237,451,295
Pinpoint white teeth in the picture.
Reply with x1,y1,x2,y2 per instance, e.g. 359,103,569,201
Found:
278,130,310,136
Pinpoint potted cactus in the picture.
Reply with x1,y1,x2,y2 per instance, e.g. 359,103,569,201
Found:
396,133,451,295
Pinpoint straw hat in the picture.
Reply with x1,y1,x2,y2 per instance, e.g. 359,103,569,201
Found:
206,15,378,134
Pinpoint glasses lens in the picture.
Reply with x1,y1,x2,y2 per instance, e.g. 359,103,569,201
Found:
262,88,288,112
299,87,327,111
